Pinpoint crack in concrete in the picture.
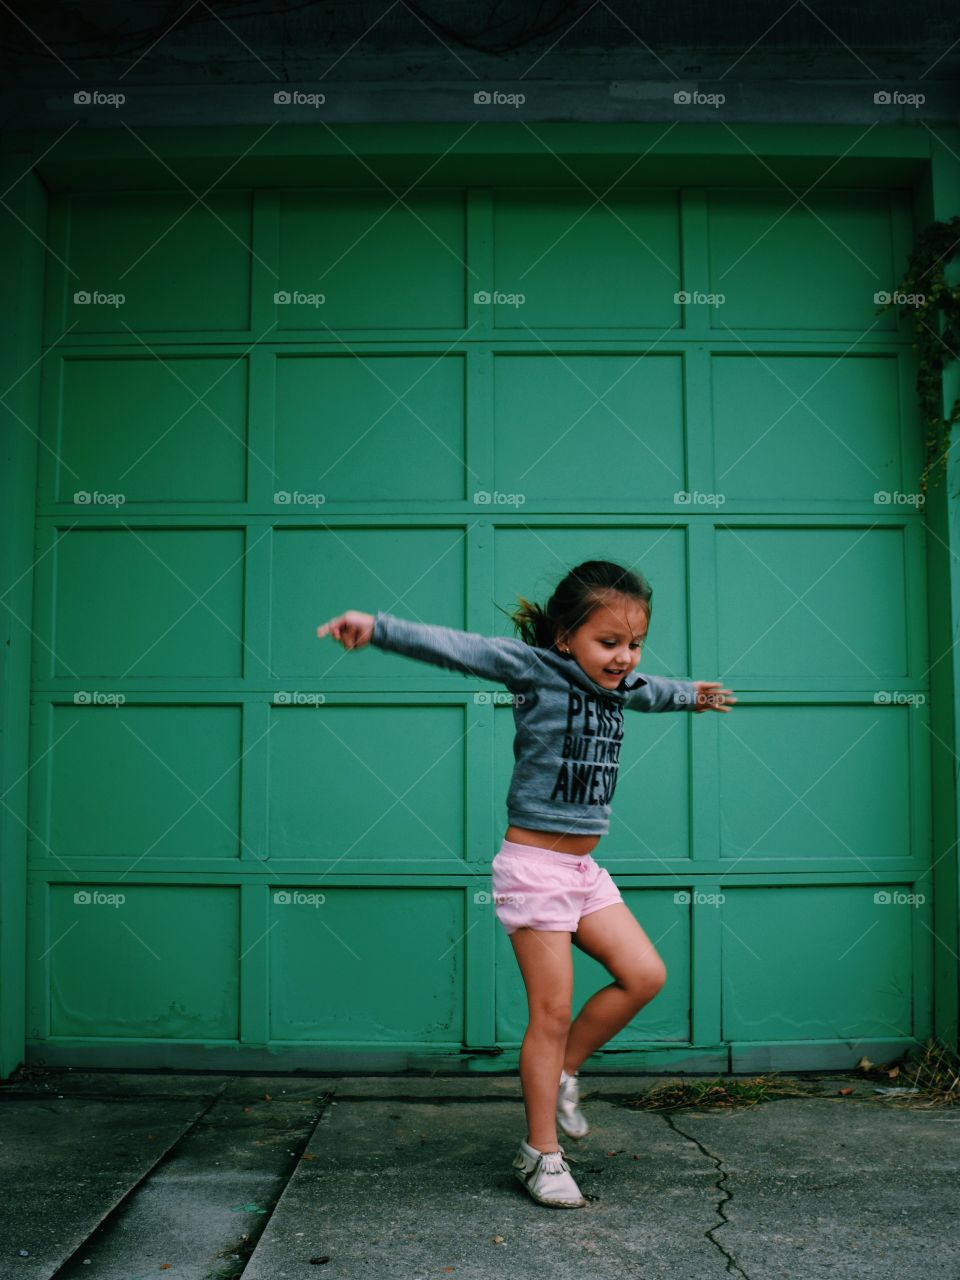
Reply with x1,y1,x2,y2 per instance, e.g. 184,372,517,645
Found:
662,1112,751,1279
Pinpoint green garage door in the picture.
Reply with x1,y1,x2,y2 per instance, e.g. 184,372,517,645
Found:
27,180,929,1072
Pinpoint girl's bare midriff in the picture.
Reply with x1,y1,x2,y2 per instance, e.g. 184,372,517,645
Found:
505,824,600,856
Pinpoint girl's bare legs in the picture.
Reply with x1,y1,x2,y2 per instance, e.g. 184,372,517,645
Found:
508,927,574,1152
563,902,667,1071
508,905,667,1149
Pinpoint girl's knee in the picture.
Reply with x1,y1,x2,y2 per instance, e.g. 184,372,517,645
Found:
621,958,667,1005
528,1000,573,1033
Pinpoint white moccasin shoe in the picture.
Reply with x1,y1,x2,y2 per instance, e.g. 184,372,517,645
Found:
556,1069,590,1139
512,1139,587,1208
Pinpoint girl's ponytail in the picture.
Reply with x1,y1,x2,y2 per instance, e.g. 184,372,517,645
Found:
499,594,556,649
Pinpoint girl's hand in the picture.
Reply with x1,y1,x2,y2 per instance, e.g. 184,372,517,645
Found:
692,681,737,713
316,610,375,650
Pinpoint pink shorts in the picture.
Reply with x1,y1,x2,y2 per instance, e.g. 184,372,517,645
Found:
491,837,624,934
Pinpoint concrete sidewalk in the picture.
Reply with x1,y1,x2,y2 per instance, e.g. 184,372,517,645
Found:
1,1067,957,1279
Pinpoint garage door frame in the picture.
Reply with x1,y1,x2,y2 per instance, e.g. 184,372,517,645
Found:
1,124,958,1079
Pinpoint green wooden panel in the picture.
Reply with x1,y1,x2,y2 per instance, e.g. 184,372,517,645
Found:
49,191,252,336
44,528,245,679
606,718,691,861
269,887,463,1041
45,884,239,1038
274,353,465,502
495,888,691,1045
707,189,906,331
712,354,903,501
720,705,911,861
51,356,248,504
493,355,684,502
272,526,467,679
276,190,465,329
269,704,466,860
492,189,680,329
721,886,914,1040
38,704,242,861
717,526,908,679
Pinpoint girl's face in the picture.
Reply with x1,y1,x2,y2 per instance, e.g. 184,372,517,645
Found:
557,595,649,689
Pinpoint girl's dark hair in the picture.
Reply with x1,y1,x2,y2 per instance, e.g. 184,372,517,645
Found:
497,560,653,651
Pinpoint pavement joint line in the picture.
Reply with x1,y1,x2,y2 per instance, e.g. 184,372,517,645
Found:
43,1084,231,1279
662,1111,752,1280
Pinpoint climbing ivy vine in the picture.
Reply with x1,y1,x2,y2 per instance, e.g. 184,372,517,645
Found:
880,215,960,494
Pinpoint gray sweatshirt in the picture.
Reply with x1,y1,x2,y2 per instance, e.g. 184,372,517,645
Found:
370,611,699,836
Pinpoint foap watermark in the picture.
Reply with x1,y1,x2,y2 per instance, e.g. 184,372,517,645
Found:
674,89,725,108
74,888,126,907
674,889,726,907
74,290,125,309
274,289,325,308
74,89,125,108
73,691,126,706
873,889,925,907
273,889,326,907
874,490,924,507
73,490,126,507
474,691,527,706
875,290,926,308
274,490,325,506
474,289,525,308
474,890,526,906
675,289,725,308
874,90,925,109
273,691,326,706
674,490,726,507
274,90,326,108
473,90,525,108
473,489,526,506
873,691,926,707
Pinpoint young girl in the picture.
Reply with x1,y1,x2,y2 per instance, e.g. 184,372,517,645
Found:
317,559,735,1210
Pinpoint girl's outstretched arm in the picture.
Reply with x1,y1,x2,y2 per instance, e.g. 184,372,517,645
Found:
317,609,540,692
624,674,737,713
623,671,699,712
